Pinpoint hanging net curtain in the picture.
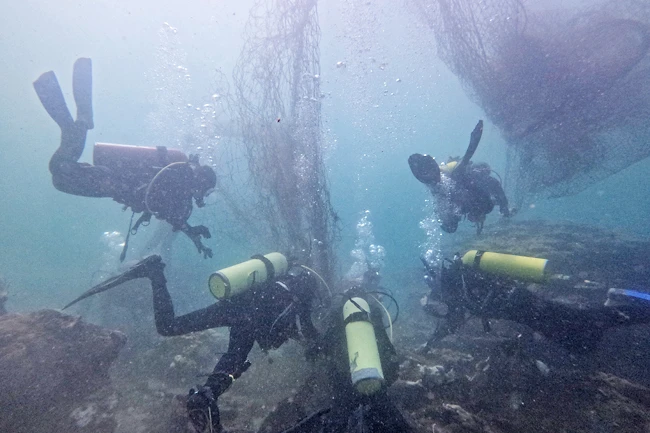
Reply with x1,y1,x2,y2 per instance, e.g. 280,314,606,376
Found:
408,0,650,204
210,0,338,280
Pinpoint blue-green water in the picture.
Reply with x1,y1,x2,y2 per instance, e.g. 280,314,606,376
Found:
3,2,650,433
1,0,649,313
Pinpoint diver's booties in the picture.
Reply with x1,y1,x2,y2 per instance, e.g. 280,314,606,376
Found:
187,386,222,433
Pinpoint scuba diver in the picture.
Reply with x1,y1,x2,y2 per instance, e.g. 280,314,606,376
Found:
419,251,650,354
408,120,512,234
274,275,413,433
63,252,321,433
33,58,216,259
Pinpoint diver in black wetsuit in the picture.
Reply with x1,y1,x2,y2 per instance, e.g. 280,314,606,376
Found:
420,254,650,354
408,120,512,234
276,280,413,433
33,58,216,258
63,254,320,433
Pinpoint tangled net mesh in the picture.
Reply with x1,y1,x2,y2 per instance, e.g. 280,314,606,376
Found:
208,0,338,280
408,0,650,203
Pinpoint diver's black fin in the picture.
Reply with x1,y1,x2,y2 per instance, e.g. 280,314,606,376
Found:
408,153,441,185
457,120,483,173
33,71,74,130
63,255,163,310
72,58,94,129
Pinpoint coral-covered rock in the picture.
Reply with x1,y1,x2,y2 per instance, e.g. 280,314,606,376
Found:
397,337,650,433
0,309,125,433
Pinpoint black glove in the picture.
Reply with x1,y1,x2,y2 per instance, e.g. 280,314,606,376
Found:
187,386,221,433
182,224,213,259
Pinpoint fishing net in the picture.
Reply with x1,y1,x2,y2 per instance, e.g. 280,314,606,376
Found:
408,0,650,203
206,0,338,280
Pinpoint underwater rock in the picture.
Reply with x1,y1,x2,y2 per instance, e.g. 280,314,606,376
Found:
0,309,126,433
420,364,457,388
441,403,499,433
388,380,429,410
123,328,230,391
399,333,650,433
108,334,307,433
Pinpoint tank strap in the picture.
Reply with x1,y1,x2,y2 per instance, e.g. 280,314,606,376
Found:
344,311,370,325
472,250,485,268
251,254,275,281
344,297,371,325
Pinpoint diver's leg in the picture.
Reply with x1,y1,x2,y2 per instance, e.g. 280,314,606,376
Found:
152,280,251,337
36,59,112,197
186,326,254,433
49,136,117,198
49,122,89,173
207,325,255,391
34,64,88,167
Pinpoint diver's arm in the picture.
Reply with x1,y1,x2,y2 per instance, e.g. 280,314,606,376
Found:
179,222,213,259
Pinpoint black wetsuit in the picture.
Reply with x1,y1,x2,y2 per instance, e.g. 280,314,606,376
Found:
150,267,319,392
424,258,650,353
454,165,509,220
438,162,510,233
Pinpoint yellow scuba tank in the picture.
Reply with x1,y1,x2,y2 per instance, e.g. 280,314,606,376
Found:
440,160,458,174
208,252,289,299
462,250,548,283
343,297,384,395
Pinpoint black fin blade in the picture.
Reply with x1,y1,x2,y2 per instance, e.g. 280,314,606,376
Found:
33,71,74,129
458,119,483,172
72,57,94,129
